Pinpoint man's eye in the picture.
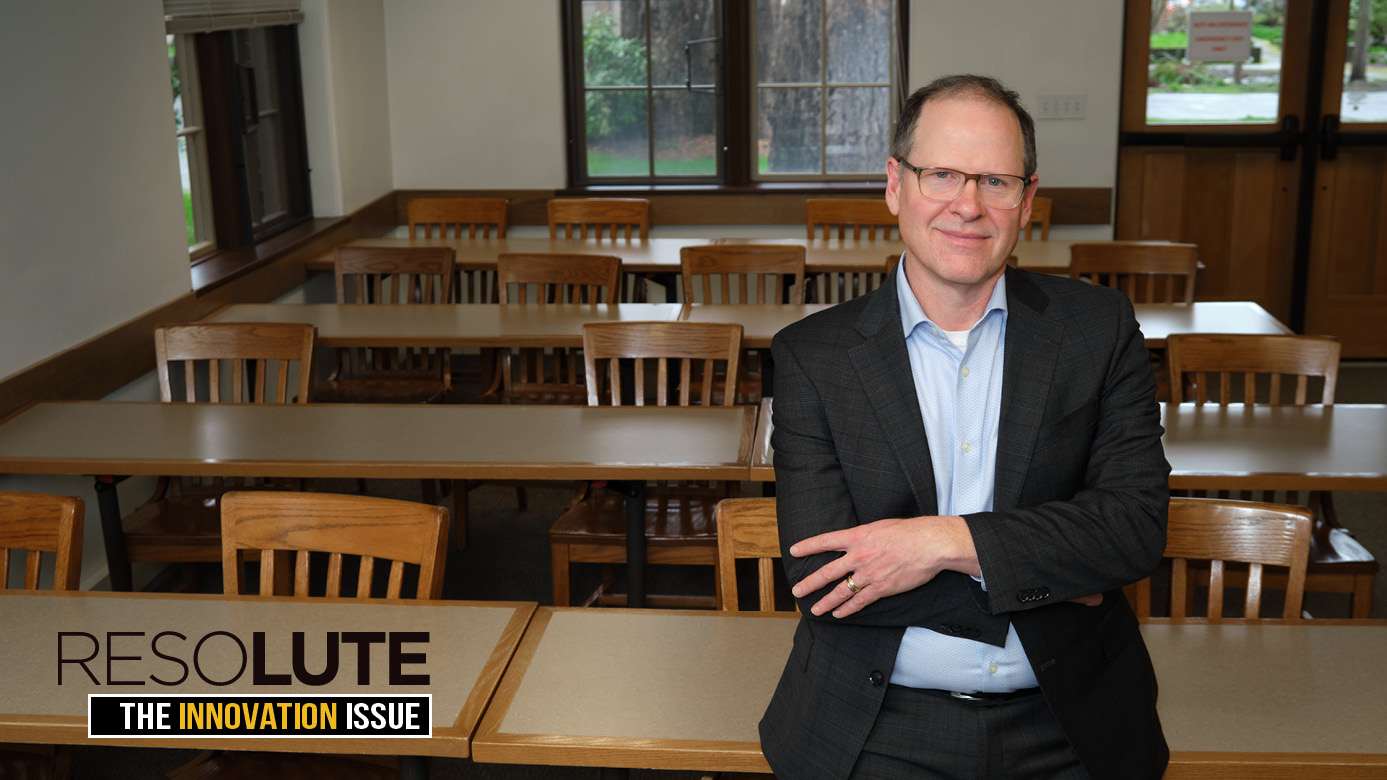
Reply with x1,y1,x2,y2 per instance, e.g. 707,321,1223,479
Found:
931,171,957,181
983,176,1005,188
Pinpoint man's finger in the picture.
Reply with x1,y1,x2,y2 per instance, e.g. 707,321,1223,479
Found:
789,528,854,557
809,579,857,616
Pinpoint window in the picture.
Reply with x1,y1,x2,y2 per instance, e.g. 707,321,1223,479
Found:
565,0,901,186
165,1,312,260
169,33,215,258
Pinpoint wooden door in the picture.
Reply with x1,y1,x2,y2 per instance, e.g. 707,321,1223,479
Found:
1117,0,1311,326
1304,2,1387,357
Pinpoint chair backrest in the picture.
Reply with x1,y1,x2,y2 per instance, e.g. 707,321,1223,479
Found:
582,321,742,407
0,491,83,591
805,199,898,241
548,198,650,240
1024,195,1052,240
807,257,896,303
221,491,449,600
1068,242,1199,304
497,253,622,304
154,322,316,404
1132,497,1312,621
680,244,806,304
715,497,791,611
407,197,508,239
1167,334,1339,406
333,246,455,304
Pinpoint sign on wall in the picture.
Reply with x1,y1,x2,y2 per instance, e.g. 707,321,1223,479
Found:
1187,11,1253,63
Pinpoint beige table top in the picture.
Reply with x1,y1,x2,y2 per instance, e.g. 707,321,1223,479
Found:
1134,301,1291,347
751,401,1387,490
322,237,698,274
677,303,836,348
0,402,755,481
472,607,796,772
471,608,1387,775
206,303,682,348
0,590,534,756
1162,403,1387,491
1145,621,1387,776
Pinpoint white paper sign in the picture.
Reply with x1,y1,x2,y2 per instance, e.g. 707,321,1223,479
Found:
1187,11,1253,63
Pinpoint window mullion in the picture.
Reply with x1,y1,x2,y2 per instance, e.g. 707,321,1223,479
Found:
645,0,655,179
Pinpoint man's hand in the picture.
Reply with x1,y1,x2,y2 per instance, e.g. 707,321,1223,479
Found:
788,515,979,618
1068,593,1103,607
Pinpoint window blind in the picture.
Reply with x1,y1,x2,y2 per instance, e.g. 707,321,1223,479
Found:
164,0,303,34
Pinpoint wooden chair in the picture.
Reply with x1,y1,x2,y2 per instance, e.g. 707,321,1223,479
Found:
0,491,83,591
805,198,898,240
1025,195,1052,240
1068,241,1199,304
458,253,623,545
1168,333,1377,618
122,323,316,576
220,491,448,600
406,197,507,304
0,491,82,780
715,497,795,612
168,491,448,780
313,246,454,405
549,321,743,607
548,198,649,240
806,257,896,304
549,198,651,302
680,244,804,403
1129,497,1312,621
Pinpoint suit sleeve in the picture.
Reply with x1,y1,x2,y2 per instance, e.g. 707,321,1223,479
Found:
772,330,990,626
965,293,1169,613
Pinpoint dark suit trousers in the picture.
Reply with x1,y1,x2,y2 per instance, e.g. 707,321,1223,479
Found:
849,685,1090,780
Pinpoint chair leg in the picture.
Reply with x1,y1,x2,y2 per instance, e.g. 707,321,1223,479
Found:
550,544,570,606
1352,575,1374,619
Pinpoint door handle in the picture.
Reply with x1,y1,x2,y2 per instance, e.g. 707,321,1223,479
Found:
1321,114,1340,161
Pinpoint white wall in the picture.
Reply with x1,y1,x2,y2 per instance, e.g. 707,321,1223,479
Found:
909,0,1124,191
0,0,191,382
300,0,395,216
384,1,568,189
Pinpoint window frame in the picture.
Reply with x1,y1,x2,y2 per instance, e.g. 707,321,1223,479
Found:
562,0,905,191
170,33,217,259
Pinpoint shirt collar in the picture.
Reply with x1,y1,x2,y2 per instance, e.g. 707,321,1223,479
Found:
896,254,1009,338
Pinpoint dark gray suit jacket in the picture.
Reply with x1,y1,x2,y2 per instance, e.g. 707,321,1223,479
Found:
759,266,1170,780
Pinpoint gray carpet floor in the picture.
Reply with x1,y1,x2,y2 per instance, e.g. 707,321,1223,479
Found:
67,362,1387,778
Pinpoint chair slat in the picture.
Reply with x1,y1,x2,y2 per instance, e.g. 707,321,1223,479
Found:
387,561,405,599
326,552,343,597
358,557,375,598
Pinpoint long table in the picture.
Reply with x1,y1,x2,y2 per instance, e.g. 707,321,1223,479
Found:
751,401,1387,491
471,608,1387,777
306,235,1095,275
0,402,755,601
0,590,535,779
206,301,1290,352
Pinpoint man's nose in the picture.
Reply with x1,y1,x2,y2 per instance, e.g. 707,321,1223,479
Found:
950,179,985,217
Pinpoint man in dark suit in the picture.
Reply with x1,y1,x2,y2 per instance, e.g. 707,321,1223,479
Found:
759,75,1170,779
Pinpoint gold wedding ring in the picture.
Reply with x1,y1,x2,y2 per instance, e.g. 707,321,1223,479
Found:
845,574,860,593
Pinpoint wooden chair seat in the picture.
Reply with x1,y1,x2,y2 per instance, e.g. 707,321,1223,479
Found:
122,489,233,563
550,489,720,609
311,374,449,405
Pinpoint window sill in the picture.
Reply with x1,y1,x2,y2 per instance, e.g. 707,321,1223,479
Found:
190,217,348,294
559,181,888,197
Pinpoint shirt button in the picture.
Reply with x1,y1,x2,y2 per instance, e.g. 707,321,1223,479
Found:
961,442,971,453
930,326,939,335
988,662,998,675
961,366,970,377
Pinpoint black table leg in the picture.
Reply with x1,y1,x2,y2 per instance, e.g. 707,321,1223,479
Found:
600,768,630,780
399,756,428,779
605,480,647,608
94,475,132,592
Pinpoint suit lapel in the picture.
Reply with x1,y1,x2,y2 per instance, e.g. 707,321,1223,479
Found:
849,269,939,516
995,269,1063,511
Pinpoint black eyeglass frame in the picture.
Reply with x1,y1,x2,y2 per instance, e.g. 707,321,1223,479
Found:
894,157,1031,209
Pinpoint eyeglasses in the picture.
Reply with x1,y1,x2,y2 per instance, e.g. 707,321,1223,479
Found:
895,158,1029,210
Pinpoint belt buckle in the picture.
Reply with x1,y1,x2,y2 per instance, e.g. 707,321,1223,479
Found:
948,691,985,701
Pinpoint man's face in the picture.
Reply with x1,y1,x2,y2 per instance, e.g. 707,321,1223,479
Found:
885,96,1036,294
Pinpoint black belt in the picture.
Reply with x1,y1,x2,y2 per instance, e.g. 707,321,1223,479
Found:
903,685,1042,702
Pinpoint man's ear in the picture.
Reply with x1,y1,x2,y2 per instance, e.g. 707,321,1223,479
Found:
1018,173,1038,228
885,157,902,216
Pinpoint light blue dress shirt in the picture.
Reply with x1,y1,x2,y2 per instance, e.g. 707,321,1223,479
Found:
888,261,1039,692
